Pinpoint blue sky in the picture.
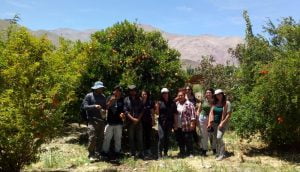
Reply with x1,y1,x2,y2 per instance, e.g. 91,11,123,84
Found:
0,0,299,36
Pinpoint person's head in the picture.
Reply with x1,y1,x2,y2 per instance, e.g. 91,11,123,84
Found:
161,88,169,101
213,89,226,105
205,88,214,99
185,85,193,95
91,81,105,94
177,90,186,103
128,85,137,97
113,85,122,98
141,90,150,101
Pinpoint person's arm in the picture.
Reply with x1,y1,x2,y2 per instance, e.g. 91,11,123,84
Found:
83,94,100,110
207,106,214,128
124,99,138,122
196,102,202,115
106,95,116,108
219,102,232,128
190,104,196,129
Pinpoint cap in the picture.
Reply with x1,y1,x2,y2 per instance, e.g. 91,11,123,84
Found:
161,88,169,93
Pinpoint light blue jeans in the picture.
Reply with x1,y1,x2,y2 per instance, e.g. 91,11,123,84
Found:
102,124,123,153
212,122,228,156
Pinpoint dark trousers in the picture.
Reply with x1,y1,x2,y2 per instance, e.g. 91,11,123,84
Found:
128,122,143,155
87,120,105,157
143,122,152,150
158,123,171,156
175,128,194,155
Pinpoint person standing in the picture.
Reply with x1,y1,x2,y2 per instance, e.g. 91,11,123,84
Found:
124,85,144,158
174,90,196,157
102,85,124,159
208,89,232,161
156,88,176,159
141,90,155,157
185,85,200,153
83,81,107,161
197,88,215,156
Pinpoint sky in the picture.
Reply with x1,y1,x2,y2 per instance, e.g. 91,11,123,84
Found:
0,0,299,37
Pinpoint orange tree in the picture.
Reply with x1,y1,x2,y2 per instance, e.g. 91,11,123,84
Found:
0,26,84,170
71,20,186,118
231,12,300,147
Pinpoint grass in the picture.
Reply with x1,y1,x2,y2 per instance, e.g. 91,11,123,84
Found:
25,124,300,172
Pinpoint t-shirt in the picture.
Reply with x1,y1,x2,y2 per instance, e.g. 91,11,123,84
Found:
141,100,154,124
158,100,176,128
176,103,184,128
83,92,106,121
213,105,223,124
106,96,124,125
124,96,143,122
200,99,211,116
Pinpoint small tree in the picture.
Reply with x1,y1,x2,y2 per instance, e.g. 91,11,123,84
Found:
231,12,300,146
0,26,82,170
76,20,186,101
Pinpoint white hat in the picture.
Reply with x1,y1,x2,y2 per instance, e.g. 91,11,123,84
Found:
91,81,105,89
214,89,224,95
161,88,169,93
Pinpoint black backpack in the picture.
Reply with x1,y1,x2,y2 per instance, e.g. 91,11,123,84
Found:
80,101,88,122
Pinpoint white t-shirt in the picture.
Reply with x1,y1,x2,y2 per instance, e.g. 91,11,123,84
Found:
177,103,185,128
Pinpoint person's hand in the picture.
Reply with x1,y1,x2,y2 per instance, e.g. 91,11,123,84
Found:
120,113,126,121
190,123,195,130
218,123,223,129
95,105,101,109
173,124,178,131
133,118,139,124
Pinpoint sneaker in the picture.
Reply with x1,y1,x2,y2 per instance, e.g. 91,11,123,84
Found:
89,156,97,162
201,150,207,156
212,149,217,155
216,155,225,161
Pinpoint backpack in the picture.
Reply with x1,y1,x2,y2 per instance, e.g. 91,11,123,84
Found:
80,101,88,122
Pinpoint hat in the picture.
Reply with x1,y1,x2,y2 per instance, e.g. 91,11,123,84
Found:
128,85,137,90
161,88,169,93
214,89,224,95
91,81,105,89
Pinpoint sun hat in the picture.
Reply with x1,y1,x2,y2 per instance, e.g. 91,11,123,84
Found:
91,81,105,89
161,88,169,93
128,85,137,90
214,89,224,95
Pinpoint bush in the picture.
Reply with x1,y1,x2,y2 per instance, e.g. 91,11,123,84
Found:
0,26,82,170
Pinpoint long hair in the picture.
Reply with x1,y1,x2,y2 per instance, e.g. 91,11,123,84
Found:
213,93,226,106
141,90,151,102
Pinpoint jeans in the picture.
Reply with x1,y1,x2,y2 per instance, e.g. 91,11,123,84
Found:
158,123,171,156
128,122,143,156
87,120,105,157
175,128,194,155
212,122,227,156
102,124,123,153
199,114,216,150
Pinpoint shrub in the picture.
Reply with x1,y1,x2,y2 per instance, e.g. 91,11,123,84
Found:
0,26,82,170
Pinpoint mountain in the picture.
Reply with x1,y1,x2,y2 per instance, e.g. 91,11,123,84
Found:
0,19,243,67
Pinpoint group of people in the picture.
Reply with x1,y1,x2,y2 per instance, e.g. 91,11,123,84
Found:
82,81,232,162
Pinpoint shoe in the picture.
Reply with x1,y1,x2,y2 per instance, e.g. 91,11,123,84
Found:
212,149,217,155
89,156,97,162
201,150,207,156
189,154,194,158
216,155,225,161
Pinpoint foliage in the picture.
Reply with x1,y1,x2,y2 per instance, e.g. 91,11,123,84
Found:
192,55,237,99
0,26,83,170
231,11,300,146
70,20,186,119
